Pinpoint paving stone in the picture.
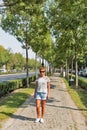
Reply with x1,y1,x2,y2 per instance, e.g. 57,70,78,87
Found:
0,74,87,130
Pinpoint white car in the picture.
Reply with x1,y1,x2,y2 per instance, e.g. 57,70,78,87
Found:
78,70,83,76
82,69,87,77
0,69,7,73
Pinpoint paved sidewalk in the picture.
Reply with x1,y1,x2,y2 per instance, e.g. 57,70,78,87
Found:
0,74,87,130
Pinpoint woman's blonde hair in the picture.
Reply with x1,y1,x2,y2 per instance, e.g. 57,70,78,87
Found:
40,67,46,72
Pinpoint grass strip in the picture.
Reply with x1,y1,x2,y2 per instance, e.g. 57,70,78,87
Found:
0,83,35,128
63,78,87,120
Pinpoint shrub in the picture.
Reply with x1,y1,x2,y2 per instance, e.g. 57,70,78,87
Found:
0,75,36,98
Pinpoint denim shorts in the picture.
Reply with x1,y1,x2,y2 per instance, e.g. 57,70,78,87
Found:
35,92,47,100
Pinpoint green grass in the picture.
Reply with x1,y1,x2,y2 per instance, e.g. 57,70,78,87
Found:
0,83,35,128
63,78,87,120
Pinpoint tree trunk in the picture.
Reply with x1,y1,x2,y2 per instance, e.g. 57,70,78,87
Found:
26,42,29,87
35,53,38,79
75,49,78,88
65,59,69,80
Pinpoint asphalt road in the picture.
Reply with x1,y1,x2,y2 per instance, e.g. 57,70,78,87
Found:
0,72,36,82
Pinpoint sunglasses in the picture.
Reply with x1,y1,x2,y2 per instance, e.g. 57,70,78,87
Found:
40,71,45,73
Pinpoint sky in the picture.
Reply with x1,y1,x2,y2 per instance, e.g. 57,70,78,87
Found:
0,27,35,59
0,0,35,59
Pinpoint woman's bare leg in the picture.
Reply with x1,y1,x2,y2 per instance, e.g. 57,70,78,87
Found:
36,99,41,118
41,100,46,118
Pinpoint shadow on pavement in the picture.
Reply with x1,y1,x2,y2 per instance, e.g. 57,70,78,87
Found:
50,84,56,89
0,112,35,121
46,104,87,111
47,97,61,103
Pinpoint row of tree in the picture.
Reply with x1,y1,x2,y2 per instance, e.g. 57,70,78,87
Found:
46,0,87,87
0,45,40,72
0,0,87,87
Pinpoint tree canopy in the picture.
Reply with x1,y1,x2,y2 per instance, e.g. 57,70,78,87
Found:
0,0,87,77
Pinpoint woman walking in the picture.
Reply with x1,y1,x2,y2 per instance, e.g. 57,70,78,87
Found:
34,67,50,123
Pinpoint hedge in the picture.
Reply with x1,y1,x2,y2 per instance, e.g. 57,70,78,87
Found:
0,75,36,98
69,75,87,90
78,78,87,90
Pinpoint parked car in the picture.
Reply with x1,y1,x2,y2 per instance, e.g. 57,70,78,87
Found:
82,69,87,77
0,69,7,73
78,70,83,76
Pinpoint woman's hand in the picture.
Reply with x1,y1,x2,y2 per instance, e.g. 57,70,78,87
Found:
34,93,36,98
47,93,50,99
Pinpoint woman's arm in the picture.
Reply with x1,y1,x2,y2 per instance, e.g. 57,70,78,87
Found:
34,81,38,98
47,81,50,99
